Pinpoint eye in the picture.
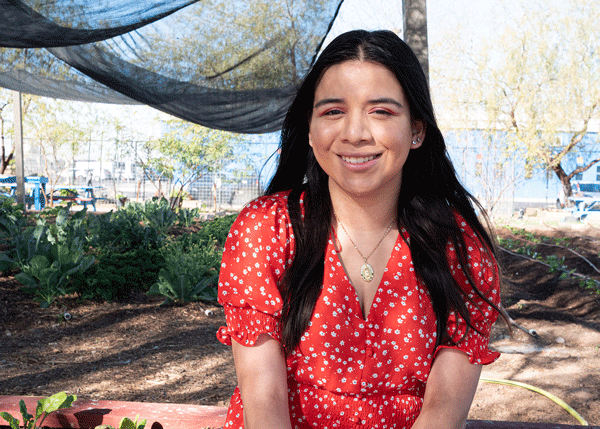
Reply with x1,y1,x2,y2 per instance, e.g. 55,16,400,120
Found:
371,108,395,116
321,108,344,116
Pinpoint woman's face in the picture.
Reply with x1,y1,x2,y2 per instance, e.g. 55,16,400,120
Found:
308,60,424,200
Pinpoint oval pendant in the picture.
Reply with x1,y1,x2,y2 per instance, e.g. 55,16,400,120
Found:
360,262,374,282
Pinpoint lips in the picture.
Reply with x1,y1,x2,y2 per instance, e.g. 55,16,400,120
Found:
340,154,379,164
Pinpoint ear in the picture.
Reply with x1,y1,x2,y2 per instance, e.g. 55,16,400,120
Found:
308,132,314,148
410,120,426,149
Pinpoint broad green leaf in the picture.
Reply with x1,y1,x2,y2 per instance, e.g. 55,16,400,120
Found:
0,252,15,272
28,255,50,272
118,417,136,429
38,391,76,415
19,399,33,422
78,255,95,273
0,412,21,429
15,272,40,290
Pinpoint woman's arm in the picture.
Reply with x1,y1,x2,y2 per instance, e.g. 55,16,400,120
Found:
411,348,482,429
232,333,292,429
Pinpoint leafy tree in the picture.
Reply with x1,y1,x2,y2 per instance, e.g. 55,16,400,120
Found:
136,0,331,90
0,96,12,174
0,89,36,175
150,119,244,209
434,1,600,204
25,97,92,203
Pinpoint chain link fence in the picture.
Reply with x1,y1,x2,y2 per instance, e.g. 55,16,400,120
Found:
5,137,276,212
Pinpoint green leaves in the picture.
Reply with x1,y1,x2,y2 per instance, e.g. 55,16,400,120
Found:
148,269,218,305
0,196,26,237
116,415,147,429
94,414,147,429
16,242,95,307
1,392,146,429
0,411,21,429
148,121,244,200
36,392,77,427
0,251,16,272
0,392,76,429
137,199,178,233
177,207,200,227
8,204,232,306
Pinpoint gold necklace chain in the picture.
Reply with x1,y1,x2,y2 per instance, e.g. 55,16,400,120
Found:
334,213,396,282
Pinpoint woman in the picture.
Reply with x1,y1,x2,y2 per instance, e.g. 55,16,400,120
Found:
217,29,502,429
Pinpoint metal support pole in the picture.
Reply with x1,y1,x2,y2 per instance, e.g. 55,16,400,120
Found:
402,0,429,83
13,91,25,208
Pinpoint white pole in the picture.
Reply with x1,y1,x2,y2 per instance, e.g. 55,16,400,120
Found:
13,91,25,208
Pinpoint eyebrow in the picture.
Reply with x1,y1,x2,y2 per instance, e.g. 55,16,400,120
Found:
313,97,403,109
313,98,343,109
369,98,403,108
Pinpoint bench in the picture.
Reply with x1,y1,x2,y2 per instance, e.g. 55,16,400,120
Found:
0,396,596,429
51,192,106,211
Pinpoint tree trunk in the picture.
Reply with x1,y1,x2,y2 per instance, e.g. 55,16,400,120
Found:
552,164,573,208
0,111,14,174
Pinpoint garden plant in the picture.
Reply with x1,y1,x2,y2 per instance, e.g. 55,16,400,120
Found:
0,199,236,307
0,391,147,429
0,392,76,429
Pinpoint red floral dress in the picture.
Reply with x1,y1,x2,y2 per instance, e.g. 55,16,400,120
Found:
217,191,500,429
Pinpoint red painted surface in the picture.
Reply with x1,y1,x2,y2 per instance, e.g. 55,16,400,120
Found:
0,396,227,429
0,396,596,429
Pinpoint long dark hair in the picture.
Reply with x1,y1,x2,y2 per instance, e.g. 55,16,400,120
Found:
266,29,500,355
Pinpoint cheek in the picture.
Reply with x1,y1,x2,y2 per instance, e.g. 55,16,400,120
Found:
308,125,335,152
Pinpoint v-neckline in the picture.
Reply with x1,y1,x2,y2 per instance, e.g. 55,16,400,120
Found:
331,231,402,321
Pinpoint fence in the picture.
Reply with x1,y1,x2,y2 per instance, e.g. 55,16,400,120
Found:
6,137,277,211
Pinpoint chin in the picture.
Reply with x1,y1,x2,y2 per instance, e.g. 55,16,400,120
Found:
340,185,381,197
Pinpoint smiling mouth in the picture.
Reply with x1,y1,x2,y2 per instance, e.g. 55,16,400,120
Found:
340,154,379,164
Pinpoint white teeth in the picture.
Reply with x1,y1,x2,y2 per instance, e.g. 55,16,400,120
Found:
341,155,378,164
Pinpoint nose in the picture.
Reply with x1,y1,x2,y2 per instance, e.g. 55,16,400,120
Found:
340,111,372,145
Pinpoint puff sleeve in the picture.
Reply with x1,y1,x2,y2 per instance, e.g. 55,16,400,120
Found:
216,192,295,347
434,216,501,365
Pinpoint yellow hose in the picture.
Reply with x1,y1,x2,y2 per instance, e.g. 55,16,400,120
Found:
480,377,589,426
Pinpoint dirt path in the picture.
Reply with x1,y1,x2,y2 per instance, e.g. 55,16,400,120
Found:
1,215,599,426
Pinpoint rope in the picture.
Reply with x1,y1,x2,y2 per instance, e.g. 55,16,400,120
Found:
480,377,589,426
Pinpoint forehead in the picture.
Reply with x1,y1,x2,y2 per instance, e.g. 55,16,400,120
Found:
314,60,403,98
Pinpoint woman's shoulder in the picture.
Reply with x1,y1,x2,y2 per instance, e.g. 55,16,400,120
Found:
228,190,297,238
451,211,493,252
235,190,294,221
244,190,293,210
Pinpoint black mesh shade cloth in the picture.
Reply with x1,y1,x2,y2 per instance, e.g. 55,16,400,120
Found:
0,0,344,133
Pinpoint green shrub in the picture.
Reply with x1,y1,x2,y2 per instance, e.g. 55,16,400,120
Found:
161,238,222,279
16,240,94,307
148,235,221,304
45,204,89,248
87,209,163,252
71,247,165,301
195,213,237,246
0,195,26,238
122,199,178,233
147,269,218,304
177,207,200,227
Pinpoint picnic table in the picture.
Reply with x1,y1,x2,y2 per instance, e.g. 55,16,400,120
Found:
563,198,600,221
51,185,104,211
0,175,48,210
